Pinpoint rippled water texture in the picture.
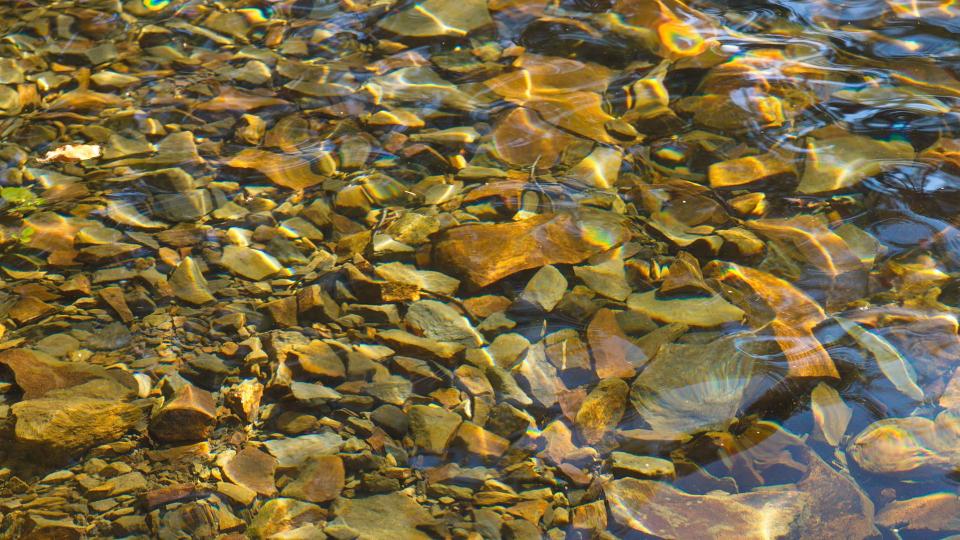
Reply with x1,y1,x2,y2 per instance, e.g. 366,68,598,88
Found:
1,0,960,538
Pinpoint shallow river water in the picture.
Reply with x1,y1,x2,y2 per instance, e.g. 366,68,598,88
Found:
0,0,958,538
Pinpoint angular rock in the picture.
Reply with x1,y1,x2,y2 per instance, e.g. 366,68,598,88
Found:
409,405,463,455
331,493,435,540
170,256,215,305
517,265,567,312
223,447,278,496
150,384,217,443
405,299,482,346
13,397,144,461
605,478,807,539
264,433,344,469
282,455,345,503
248,498,326,539
587,308,644,379
575,378,628,445
434,212,628,287
220,245,284,281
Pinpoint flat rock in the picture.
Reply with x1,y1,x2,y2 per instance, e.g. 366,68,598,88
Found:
264,433,344,468
282,455,345,503
877,493,960,534
331,493,435,540
405,299,482,346
575,378,629,445
517,265,567,312
0,348,137,400
223,447,278,496
627,290,745,327
587,308,644,379
248,498,326,539
13,397,144,461
409,404,463,455
434,212,628,288
220,245,284,280
378,0,491,37
605,478,807,539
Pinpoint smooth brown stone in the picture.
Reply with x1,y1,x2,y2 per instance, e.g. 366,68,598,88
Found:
0,349,137,400
571,500,608,533
876,493,960,533
248,498,326,539
606,478,808,539
223,447,278,496
746,215,863,277
9,296,56,325
150,384,217,443
434,212,627,287
575,378,628,445
13,397,145,460
708,151,796,188
282,455,345,503
224,149,326,190
170,256,215,305
454,421,510,458
143,483,209,509
409,405,463,455
587,308,643,379
707,261,838,378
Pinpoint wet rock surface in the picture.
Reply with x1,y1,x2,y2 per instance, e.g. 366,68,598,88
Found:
0,0,956,537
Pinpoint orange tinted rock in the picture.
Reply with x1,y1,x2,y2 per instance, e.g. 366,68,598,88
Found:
707,262,838,378
492,107,582,168
282,455,345,503
195,87,290,112
659,251,711,296
746,215,863,277
708,152,796,188
434,212,627,287
454,421,510,458
587,308,643,379
9,296,57,325
150,384,218,442
224,149,326,190
99,286,134,322
223,447,278,496
0,349,137,400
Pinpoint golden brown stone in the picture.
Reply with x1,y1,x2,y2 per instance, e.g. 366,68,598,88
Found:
575,378,628,445
223,447,278,497
434,212,627,288
282,455,345,503
150,384,218,443
586,308,642,379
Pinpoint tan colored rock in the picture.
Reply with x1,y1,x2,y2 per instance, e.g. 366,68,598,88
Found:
247,498,326,539
587,308,642,379
331,493,435,540
575,378,628,445
282,455,345,503
223,447,278,496
877,493,960,534
434,212,628,287
220,245,284,280
409,405,463,455
0,348,137,400
13,397,144,461
170,256,215,305
605,478,807,539
454,421,510,458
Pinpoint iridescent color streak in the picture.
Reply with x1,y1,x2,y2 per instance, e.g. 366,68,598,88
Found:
580,222,620,250
237,7,271,24
142,0,171,10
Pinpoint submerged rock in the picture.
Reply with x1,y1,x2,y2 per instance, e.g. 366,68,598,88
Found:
433,212,628,287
